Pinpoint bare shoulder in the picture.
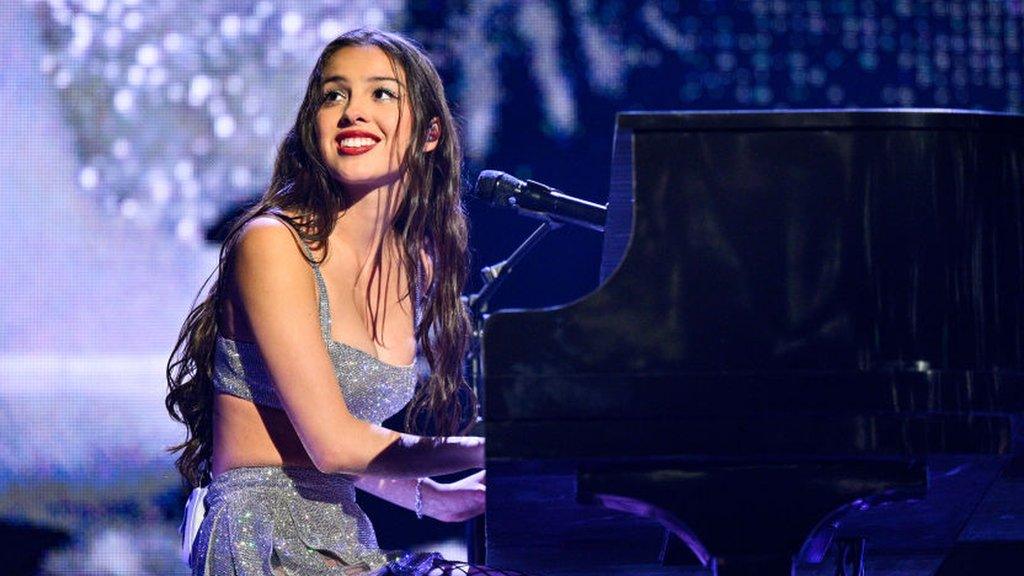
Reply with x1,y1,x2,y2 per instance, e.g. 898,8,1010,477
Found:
230,215,317,303
234,215,309,266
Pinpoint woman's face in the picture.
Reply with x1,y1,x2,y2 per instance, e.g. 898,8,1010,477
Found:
316,46,429,193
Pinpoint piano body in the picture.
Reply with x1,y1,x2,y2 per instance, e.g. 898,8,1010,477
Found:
480,110,1024,575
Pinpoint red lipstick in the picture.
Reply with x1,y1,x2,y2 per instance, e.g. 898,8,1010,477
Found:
335,130,380,156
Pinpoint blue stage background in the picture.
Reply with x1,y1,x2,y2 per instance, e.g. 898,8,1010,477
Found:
1,0,1021,573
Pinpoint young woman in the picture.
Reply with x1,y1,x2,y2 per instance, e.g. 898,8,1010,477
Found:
166,29,517,575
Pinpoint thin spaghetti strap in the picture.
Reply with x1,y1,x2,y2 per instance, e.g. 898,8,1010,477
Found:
413,260,425,330
260,211,333,343
261,210,317,262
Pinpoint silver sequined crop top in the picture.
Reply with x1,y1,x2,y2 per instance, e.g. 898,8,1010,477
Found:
212,215,420,425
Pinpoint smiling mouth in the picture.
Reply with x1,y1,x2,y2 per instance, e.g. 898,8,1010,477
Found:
335,134,379,156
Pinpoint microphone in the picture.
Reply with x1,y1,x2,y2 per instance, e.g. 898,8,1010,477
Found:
472,170,606,232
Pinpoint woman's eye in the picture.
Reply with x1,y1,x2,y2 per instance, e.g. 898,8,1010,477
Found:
374,87,399,101
322,90,346,104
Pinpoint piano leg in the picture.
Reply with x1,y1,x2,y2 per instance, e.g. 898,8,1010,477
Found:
578,460,925,575
832,537,866,576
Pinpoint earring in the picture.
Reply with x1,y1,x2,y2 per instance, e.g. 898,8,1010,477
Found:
426,124,440,142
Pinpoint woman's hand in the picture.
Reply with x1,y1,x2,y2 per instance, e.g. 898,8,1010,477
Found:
423,470,486,522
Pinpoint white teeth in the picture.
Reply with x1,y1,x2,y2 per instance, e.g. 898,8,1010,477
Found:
338,137,376,147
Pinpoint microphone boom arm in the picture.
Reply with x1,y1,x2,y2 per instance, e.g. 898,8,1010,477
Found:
514,180,607,232
473,170,607,232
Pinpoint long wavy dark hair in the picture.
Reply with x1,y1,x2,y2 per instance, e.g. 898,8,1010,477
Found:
165,29,474,487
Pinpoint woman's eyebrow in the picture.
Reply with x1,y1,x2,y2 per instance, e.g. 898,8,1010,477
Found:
322,75,404,87
368,76,404,87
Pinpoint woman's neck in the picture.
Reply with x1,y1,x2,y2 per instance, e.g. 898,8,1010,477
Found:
333,183,403,258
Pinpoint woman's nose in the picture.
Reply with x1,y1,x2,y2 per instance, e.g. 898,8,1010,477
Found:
340,94,369,125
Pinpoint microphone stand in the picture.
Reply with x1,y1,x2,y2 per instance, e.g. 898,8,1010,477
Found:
462,220,560,564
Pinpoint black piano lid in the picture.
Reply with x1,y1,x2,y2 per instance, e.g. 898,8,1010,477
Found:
616,108,1024,132
485,107,1024,383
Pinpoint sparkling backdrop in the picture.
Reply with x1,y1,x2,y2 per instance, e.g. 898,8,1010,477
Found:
28,0,1024,250
31,0,406,246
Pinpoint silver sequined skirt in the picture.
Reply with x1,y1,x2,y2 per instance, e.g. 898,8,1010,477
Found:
190,466,439,576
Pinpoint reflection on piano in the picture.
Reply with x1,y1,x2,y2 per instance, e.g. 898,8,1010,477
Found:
480,110,1024,575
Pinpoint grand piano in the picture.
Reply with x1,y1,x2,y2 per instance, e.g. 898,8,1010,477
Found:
478,110,1024,575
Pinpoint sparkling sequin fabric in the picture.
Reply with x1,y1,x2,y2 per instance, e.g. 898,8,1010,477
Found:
213,334,417,422
193,214,426,575
191,466,397,575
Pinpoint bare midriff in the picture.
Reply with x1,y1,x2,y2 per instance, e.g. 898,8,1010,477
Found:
211,393,315,477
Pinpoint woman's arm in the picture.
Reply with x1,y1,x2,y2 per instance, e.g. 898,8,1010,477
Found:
354,471,486,522
354,475,431,514
233,217,481,477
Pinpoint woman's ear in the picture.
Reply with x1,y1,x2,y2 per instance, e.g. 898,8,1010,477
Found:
424,117,441,152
